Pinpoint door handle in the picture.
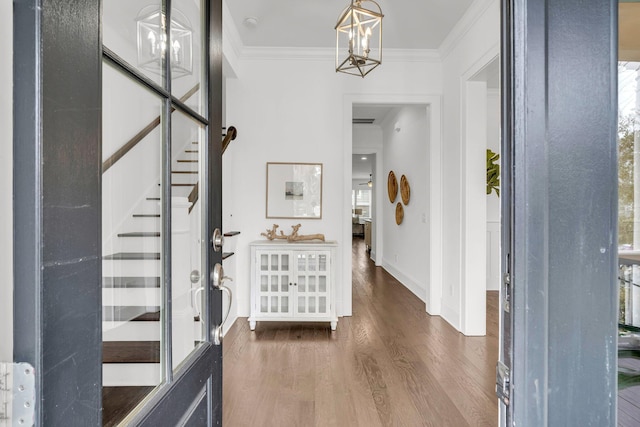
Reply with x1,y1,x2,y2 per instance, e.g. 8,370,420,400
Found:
211,263,233,345
190,286,205,318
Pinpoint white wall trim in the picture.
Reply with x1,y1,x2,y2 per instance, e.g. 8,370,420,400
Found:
381,261,426,303
438,0,496,60
343,93,443,317
0,0,12,363
458,46,500,336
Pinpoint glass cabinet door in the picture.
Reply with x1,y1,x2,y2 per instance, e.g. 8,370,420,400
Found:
257,251,292,315
295,252,330,316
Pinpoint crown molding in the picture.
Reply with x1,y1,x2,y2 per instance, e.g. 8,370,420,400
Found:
438,0,496,60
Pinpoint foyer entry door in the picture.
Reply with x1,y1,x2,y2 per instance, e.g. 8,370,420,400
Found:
13,0,224,424
499,0,617,425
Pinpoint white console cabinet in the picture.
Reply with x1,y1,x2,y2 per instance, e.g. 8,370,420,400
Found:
249,240,338,331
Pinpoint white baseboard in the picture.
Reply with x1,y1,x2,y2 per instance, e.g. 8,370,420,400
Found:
381,259,426,303
440,302,460,331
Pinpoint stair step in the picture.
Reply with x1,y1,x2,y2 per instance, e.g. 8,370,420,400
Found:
171,183,195,187
117,232,161,238
133,214,160,218
103,277,160,288
222,252,234,260
223,231,241,237
177,160,198,163
184,150,198,153
103,341,160,363
103,364,160,387
103,252,160,260
191,141,198,144
172,170,198,174
146,197,160,201
103,306,160,322
103,321,160,341
103,287,160,307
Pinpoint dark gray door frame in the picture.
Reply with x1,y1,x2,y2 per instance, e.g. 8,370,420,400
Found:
501,0,618,425
13,0,224,424
13,0,102,424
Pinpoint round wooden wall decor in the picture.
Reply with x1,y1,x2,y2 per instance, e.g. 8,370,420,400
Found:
388,171,398,203
400,175,410,205
395,202,404,225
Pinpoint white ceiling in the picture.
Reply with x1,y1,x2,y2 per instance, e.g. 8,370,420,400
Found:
225,0,475,49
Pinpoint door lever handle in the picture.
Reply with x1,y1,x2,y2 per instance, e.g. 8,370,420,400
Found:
211,263,233,345
213,284,232,346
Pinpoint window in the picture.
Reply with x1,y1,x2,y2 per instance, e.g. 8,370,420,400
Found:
352,189,371,218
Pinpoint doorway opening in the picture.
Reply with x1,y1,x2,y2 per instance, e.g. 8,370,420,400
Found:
342,95,443,317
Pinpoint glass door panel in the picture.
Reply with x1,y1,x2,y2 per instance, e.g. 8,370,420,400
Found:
102,60,165,423
171,109,207,372
256,251,292,316
103,0,164,86
619,3,640,418
171,0,205,114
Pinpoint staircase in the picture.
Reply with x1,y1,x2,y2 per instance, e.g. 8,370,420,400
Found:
102,127,238,387
102,143,199,386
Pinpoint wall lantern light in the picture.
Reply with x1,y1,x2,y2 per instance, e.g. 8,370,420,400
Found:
335,0,383,78
136,7,193,78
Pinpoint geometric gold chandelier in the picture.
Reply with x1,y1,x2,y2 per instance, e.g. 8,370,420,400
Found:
335,0,383,78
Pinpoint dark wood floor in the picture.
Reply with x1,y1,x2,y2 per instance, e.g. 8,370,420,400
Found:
223,237,499,426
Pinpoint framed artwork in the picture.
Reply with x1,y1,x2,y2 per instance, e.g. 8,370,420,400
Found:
266,162,323,219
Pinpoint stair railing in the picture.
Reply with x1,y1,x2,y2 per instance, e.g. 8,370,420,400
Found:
102,84,201,173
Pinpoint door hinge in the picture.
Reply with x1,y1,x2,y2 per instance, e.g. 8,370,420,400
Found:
496,361,510,406
503,272,511,313
503,252,511,313
0,362,36,426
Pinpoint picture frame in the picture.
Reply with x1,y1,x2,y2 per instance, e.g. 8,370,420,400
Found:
266,162,323,219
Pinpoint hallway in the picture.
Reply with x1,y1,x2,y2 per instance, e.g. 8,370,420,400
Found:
223,238,499,426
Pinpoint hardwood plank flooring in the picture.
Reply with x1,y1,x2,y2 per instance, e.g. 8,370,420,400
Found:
103,386,154,427
223,238,499,426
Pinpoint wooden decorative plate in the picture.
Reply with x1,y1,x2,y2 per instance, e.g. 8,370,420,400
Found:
395,202,404,225
388,171,398,203
400,175,410,205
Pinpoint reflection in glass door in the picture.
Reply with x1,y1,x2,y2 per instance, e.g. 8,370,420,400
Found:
618,2,640,422
102,0,209,424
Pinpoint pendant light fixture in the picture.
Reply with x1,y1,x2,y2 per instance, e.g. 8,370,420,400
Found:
335,0,383,78
136,6,193,78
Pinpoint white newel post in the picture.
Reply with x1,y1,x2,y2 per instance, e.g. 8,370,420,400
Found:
172,196,194,368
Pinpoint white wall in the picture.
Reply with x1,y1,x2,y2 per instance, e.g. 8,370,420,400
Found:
440,0,500,331
486,89,501,291
1,0,13,361
380,107,430,301
353,125,383,150
223,52,442,320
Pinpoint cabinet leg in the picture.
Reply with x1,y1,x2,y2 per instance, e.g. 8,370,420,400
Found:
249,320,256,331
330,320,337,331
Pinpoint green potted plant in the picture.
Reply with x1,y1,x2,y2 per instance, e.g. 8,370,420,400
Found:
486,149,500,196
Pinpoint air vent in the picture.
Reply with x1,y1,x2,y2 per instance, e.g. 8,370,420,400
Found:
353,118,376,124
